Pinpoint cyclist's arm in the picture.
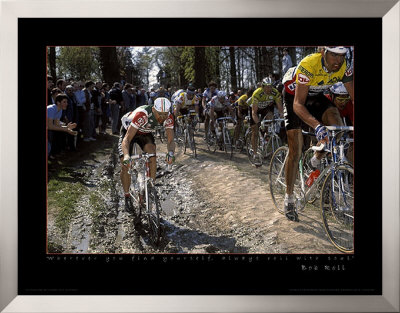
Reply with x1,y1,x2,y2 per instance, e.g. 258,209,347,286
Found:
121,125,138,159
48,117,77,134
344,81,354,102
275,98,284,117
293,84,320,129
165,128,176,154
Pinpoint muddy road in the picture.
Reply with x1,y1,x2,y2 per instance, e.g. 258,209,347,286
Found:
47,124,340,254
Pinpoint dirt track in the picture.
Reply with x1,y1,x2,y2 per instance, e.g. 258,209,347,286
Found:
47,123,340,254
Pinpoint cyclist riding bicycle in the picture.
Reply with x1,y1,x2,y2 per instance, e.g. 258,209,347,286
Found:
119,97,176,213
325,82,354,126
282,46,354,222
206,90,232,141
233,89,254,147
173,86,200,120
202,81,219,139
249,77,284,161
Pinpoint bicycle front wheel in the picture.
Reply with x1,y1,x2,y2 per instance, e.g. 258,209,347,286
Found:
264,135,282,165
189,128,197,158
223,128,233,159
245,129,262,167
269,146,289,214
145,183,161,245
320,164,354,253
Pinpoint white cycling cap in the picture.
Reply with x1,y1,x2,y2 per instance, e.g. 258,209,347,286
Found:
153,97,171,112
325,46,348,54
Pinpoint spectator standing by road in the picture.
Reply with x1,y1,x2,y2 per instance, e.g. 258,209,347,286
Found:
136,87,148,107
109,82,123,134
122,83,136,113
82,81,96,142
99,83,110,134
282,48,293,75
64,85,78,150
73,81,86,142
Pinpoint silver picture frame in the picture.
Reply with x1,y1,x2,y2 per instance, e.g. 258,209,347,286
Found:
1,0,399,312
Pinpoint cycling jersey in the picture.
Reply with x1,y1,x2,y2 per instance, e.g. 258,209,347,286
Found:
173,92,200,109
251,87,282,109
202,88,219,102
171,89,184,103
121,104,174,134
235,94,249,107
283,53,353,96
207,95,229,111
325,93,354,125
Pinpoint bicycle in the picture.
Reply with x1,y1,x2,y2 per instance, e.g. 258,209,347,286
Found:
269,125,354,253
128,147,170,245
215,116,234,159
233,115,250,153
245,117,285,167
178,110,198,158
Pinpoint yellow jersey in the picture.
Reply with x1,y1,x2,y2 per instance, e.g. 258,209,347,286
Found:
251,87,282,109
283,52,352,96
236,94,249,108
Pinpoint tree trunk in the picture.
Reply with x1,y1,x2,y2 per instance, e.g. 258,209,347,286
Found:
288,47,297,66
215,47,221,87
99,47,121,84
194,47,206,90
229,47,237,92
48,47,57,81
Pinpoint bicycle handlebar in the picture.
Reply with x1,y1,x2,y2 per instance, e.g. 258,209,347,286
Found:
262,118,285,124
130,152,167,160
216,116,235,122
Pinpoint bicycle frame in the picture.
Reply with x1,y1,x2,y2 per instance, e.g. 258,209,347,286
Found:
298,126,354,205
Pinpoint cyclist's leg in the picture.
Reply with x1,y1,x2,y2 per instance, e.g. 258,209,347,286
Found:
283,90,304,221
313,96,344,163
118,126,132,195
285,129,303,195
141,134,157,181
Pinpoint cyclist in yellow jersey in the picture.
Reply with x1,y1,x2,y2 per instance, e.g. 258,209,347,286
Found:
281,46,353,222
233,89,254,146
250,77,284,161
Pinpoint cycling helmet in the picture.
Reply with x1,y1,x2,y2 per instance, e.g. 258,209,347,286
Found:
217,90,226,98
261,77,273,86
153,97,172,113
324,46,348,54
329,82,348,95
186,86,196,95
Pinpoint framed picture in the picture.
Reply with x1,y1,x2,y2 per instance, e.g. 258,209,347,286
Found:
1,0,399,312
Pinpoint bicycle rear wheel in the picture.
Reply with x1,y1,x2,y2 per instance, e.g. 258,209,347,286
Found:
320,164,354,253
245,129,262,167
145,183,161,245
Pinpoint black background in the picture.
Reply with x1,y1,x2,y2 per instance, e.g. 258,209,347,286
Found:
18,18,382,295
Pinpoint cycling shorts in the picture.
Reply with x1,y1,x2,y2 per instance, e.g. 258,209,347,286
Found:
250,106,274,126
118,126,155,159
283,90,335,131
